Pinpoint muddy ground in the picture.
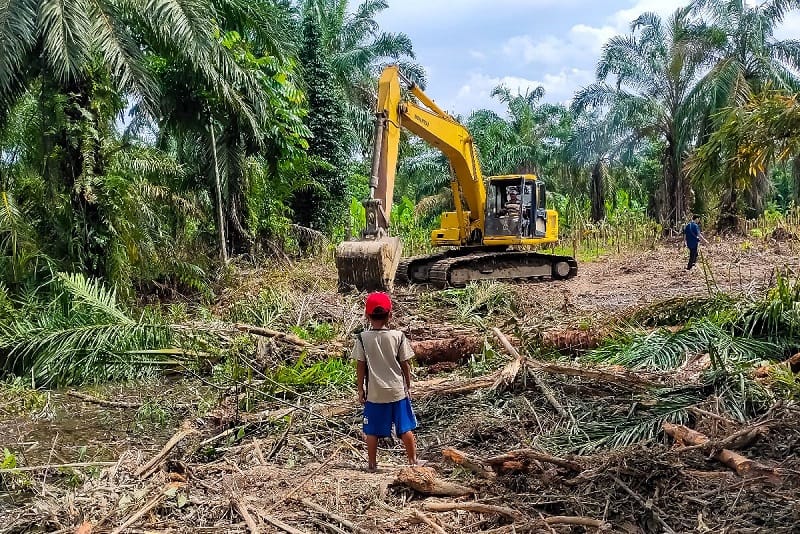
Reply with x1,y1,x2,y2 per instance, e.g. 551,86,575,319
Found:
2,236,799,533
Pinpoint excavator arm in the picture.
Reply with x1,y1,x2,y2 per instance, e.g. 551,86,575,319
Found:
367,66,486,239
336,66,486,291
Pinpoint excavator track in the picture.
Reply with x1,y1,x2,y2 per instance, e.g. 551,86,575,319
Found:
395,252,450,285
428,250,577,288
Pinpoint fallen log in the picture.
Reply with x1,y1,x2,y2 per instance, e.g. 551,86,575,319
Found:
541,328,605,353
234,323,309,347
538,362,662,390
663,423,779,480
422,501,522,521
411,336,483,365
395,466,474,497
441,447,494,478
484,449,582,473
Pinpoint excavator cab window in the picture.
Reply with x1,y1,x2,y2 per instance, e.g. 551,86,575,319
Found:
485,182,529,237
534,181,547,236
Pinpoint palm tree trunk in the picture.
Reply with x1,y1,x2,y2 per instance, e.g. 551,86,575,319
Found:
590,159,605,222
209,122,228,263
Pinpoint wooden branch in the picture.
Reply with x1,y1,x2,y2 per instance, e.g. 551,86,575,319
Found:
663,423,779,481
491,328,525,389
136,424,197,478
413,510,448,534
234,323,309,347
267,454,337,512
611,475,675,534
491,328,569,419
543,516,609,529
198,424,249,448
423,501,522,521
396,466,474,497
308,517,348,534
231,497,260,534
111,488,170,534
441,447,494,478
300,498,369,534
67,391,142,409
0,461,116,474
254,510,309,534
485,449,582,473
267,417,293,461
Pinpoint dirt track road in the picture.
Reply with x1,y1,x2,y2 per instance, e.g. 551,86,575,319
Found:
517,237,798,325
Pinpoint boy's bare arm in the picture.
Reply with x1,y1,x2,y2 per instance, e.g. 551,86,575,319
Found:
356,360,367,403
400,360,412,392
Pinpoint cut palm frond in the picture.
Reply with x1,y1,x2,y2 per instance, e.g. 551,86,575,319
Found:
0,273,181,386
537,390,698,454
585,319,781,371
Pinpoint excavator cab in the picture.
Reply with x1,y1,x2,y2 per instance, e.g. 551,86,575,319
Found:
485,176,547,240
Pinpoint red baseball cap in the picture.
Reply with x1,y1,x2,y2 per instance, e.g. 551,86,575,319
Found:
365,292,392,316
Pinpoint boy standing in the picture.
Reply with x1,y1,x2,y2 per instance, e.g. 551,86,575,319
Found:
684,214,709,270
352,292,420,471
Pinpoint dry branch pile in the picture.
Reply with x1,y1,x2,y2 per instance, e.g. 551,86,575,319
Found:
5,358,799,534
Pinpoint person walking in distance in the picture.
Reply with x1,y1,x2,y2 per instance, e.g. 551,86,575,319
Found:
685,214,709,270
352,292,421,471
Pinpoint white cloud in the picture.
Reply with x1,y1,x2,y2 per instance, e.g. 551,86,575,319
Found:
775,10,800,39
504,35,564,65
452,69,593,114
377,0,581,22
611,0,682,29
469,50,488,61
503,23,617,66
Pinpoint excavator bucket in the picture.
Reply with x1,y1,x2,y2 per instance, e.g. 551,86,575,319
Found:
335,237,402,292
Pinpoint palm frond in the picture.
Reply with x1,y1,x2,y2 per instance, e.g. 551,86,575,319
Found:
38,0,91,83
537,390,697,454
0,0,37,107
56,271,131,324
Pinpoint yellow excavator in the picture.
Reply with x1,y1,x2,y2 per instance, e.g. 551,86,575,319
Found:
335,65,577,291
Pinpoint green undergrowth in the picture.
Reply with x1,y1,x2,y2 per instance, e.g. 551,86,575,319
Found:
0,273,192,387
269,355,354,391
0,376,49,415
420,281,519,325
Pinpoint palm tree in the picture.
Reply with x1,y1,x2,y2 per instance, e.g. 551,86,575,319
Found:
687,0,800,222
572,8,709,229
688,89,800,209
301,0,425,154
0,0,288,274
467,85,569,179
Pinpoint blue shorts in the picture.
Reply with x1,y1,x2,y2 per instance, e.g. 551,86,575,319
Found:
363,398,417,438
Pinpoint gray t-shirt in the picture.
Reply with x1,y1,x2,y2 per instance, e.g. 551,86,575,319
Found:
351,329,414,403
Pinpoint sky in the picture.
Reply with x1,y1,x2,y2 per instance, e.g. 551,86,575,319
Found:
375,0,800,116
